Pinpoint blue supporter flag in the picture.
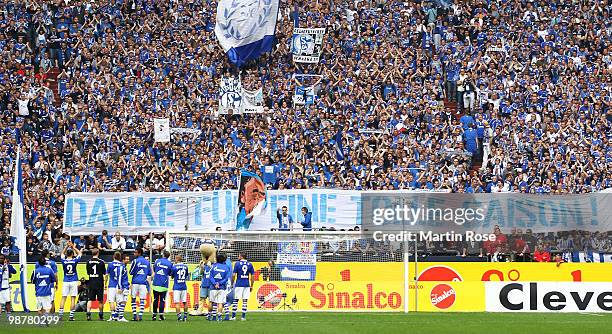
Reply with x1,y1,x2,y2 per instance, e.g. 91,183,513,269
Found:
215,0,280,67
261,164,279,185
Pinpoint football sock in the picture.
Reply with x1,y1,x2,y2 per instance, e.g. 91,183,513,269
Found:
139,300,144,318
231,299,238,318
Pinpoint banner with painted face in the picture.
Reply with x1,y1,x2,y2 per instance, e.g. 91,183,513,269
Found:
236,170,268,230
292,28,325,63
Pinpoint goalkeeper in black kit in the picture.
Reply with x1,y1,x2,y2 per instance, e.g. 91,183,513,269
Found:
86,248,107,321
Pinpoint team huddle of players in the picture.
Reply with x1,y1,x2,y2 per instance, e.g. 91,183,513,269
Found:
7,242,254,322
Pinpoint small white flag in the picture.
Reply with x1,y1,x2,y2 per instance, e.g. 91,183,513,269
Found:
154,118,170,143
242,87,264,113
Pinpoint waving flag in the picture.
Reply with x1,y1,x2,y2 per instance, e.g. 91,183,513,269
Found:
215,0,280,67
9,148,29,311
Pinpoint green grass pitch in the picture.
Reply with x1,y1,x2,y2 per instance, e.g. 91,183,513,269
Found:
2,312,611,334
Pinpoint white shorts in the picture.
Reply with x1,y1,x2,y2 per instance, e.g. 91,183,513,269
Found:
209,290,227,304
36,296,53,311
234,287,251,300
131,284,148,299
173,290,187,303
62,281,79,297
0,288,11,304
107,288,126,304
51,287,55,299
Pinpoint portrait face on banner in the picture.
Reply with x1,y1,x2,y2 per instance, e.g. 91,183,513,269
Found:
239,173,267,217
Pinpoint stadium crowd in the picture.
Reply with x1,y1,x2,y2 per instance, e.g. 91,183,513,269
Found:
0,0,610,258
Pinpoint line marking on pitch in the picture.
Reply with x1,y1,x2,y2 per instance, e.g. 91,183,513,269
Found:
579,313,605,317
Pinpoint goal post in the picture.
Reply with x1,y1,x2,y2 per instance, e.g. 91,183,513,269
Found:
166,231,412,312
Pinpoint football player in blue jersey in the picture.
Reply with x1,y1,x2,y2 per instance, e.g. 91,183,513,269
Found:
152,250,172,321
33,257,55,315
58,242,82,321
0,254,17,317
171,255,189,321
106,252,130,322
231,253,254,320
209,253,231,321
129,248,151,321
36,249,58,313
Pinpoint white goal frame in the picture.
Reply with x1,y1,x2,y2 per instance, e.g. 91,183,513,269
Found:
165,230,416,313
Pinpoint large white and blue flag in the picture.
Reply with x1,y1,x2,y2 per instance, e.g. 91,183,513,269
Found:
9,148,29,311
215,0,280,67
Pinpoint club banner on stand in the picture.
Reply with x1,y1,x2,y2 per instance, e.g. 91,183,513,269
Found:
63,192,612,234
292,28,325,63
242,87,265,113
293,86,315,106
215,0,280,67
171,127,202,139
154,118,170,143
63,189,363,234
218,76,243,115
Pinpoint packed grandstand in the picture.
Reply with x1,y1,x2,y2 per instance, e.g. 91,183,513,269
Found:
0,0,611,265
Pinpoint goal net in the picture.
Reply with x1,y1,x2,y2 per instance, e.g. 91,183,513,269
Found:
167,231,407,279
166,231,414,312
